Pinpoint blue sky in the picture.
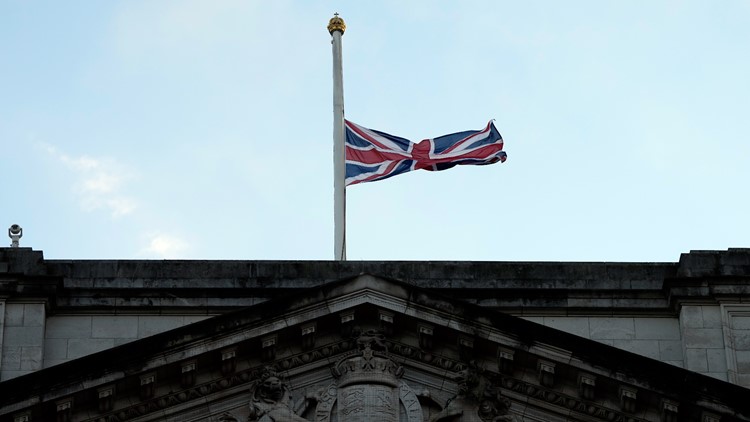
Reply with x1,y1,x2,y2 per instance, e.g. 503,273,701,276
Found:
2,1,749,262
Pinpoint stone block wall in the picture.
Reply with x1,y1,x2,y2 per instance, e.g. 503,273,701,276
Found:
42,314,212,369
1,302,45,380
0,309,211,380
521,316,685,368
1,303,747,387
721,304,750,386
521,306,750,388
679,305,728,381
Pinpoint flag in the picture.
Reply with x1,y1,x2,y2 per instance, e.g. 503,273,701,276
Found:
344,120,507,186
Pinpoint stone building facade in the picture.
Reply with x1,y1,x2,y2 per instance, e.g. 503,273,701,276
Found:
0,247,748,421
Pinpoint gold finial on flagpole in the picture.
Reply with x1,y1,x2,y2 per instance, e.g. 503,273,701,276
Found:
327,13,346,35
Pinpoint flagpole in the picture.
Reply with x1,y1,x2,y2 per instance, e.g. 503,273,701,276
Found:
329,14,347,261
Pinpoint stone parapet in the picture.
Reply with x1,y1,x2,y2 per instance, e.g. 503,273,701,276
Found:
2,248,750,315
0,247,683,315
677,248,750,278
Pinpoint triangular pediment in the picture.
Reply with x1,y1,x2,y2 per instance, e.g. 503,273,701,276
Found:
0,274,747,421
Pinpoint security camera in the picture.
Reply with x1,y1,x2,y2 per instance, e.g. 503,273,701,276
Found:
8,224,22,247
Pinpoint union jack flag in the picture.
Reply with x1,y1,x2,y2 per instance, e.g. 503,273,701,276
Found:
345,120,507,186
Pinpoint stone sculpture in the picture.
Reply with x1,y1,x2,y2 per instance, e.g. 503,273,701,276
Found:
246,367,309,422
429,368,515,422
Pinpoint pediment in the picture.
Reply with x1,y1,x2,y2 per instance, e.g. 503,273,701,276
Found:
0,274,747,421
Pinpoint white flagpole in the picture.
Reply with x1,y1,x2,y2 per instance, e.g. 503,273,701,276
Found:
329,14,347,261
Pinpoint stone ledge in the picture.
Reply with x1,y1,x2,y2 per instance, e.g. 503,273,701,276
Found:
3,248,750,316
664,278,750,309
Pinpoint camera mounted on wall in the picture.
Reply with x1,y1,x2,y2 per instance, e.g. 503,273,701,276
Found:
8,224,22,247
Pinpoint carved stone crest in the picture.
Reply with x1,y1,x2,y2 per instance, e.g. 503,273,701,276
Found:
314,329,424,422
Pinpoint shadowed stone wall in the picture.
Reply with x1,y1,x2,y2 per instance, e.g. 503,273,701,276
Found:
1,247,749,387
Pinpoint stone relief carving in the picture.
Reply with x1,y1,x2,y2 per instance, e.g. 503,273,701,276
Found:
213,332,516,422
355,328,390,352
429,368,516,422
79,332,639,422
246,367,309,422
314,329,424,422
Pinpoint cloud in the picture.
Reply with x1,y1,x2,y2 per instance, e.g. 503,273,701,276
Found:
41,143,137,218
40,144,192,257
105,198,137,218
140,233,189,259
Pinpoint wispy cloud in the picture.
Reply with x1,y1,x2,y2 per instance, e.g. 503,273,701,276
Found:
41,143,137,218
140,233,190,259
40,144,193,257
